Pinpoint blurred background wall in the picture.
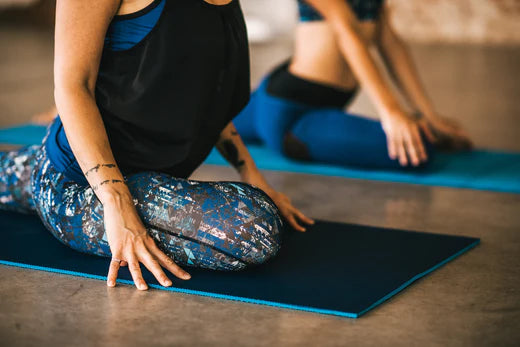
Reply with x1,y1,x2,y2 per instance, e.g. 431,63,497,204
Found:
241,0,520,44
2,0,520,44
389,0,520,44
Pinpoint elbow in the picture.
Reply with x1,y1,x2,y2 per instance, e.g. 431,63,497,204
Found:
378,26,407,54
376,38,392,60
54,80,94,111
53,86,71,114
378,34,405,61
53,86,66,109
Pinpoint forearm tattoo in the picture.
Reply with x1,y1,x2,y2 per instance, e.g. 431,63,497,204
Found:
217,140,245,171
83,163,123,191
92,179,124,192
84,163,116,177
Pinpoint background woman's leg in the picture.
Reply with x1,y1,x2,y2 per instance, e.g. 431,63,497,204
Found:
233,91,262,143
285,109,434,169
30,145,283,271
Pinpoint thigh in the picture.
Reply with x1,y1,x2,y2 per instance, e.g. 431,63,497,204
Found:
31,144,110,256
289,109,433,169
127,172,283,270
31,145,283,270
253,79,313,153
233,91,261,142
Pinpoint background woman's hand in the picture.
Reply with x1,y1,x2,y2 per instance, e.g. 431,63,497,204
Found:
381,109,428,167
102,192,191,290
421,114,473,151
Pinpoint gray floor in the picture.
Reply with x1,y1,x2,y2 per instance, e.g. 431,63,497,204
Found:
1,22,519,347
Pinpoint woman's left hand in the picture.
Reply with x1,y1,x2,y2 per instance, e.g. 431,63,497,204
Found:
264,188,315,232
420,114,473,150
244,170,315,231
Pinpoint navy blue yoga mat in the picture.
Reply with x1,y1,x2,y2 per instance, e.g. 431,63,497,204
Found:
1,124,519,193
0,210,479,318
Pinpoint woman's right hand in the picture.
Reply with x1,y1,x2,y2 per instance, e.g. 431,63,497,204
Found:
101,191,191,290
381,109,429,167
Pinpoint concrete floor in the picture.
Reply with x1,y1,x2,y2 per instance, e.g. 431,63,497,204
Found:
1,22,520,347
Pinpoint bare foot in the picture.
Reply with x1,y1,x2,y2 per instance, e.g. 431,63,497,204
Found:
31,105,57,125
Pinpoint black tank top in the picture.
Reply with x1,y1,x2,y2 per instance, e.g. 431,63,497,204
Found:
95,0,250,178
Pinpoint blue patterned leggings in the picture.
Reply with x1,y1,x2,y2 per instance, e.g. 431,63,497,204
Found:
0,144,283,271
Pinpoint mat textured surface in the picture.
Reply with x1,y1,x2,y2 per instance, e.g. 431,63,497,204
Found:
1,124,519,193
0,210,479,318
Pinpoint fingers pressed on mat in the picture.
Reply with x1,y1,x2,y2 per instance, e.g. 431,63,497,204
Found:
140,252,172,287
387,136,397,160
412,127,427,162
420,122,437,143
404,132,420,166
294,208,314,225
151,245,191,280
128,257,148,290
397,138,408,166
288,214,305,232
107,258,121,287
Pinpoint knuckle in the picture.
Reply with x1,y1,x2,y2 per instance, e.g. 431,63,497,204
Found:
151,259,161,269
163,256,176,267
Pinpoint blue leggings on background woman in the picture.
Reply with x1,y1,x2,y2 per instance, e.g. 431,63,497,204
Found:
0,131,283,271
234,62,434,170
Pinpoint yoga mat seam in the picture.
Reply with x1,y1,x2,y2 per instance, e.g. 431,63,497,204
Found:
0,239,479,318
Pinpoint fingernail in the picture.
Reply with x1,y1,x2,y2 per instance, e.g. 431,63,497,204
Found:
164,280,172,286
107,280,115,287
183,273,191,280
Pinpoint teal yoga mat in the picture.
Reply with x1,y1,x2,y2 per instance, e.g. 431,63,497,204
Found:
0,210,479,318
1,124,519,193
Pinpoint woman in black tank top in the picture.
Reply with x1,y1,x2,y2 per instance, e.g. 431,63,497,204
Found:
0,0,313,290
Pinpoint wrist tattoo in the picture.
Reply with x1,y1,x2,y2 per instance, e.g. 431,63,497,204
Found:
84,163,116,177
217,140,245,171
92,179,124,191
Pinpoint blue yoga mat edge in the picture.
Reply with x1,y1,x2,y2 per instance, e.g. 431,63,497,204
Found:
1,124,520,194
202,163,519,195
0,238,479,319
357,239,480,317
0,260,358,318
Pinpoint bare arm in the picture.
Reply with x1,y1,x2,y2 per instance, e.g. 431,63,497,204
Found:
376,7,472,148
217,123,314,231
376,7,436,119
54,0,189,289
304,0,427,166
54,0,125,201
304,0,402,117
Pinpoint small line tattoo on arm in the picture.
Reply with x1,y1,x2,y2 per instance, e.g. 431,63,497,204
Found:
217,140,245,171
84,163,117,177
92,179,124,191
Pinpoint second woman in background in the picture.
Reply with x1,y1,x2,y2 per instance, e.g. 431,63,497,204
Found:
235,0,472,169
